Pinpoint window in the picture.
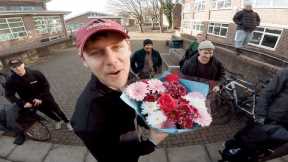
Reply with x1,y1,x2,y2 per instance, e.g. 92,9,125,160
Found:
33,16,63,34
207,22,229,37
194,0,206,12
244,0,288,8
0,17,27,41
181,20,193,34
192,21,205,33
184,3,193,11
211,0,231,9
249,27,282,50
67,23,84,32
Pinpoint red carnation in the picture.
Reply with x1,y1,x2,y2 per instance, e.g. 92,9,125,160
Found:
165,73,179,83
157,93,177,113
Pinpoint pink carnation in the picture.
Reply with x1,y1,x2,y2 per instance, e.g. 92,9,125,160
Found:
147,79,166,94
125,81,149,101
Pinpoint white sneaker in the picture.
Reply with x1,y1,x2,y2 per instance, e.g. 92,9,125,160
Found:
66,123,73,131
55,121,63,130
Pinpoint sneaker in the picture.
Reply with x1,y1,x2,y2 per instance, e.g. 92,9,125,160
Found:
55,121,63,130
14,133,26,145
66,123,73,131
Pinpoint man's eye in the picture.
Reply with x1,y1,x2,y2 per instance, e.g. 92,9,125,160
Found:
113,45,124,50
89,50,102,56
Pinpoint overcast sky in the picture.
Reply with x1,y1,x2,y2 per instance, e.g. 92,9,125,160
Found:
46,0,112,19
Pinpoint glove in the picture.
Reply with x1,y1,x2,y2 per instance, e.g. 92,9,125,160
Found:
254,116,265,125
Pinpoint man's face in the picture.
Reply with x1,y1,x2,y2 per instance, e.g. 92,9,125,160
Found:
11,63,26,76
196,34,204,43
144,44,153,53
82,33,131,91
198,49,214,64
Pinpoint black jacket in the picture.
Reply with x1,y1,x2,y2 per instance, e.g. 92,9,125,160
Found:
233,9,260,32
131,49,162,74
180,55,225,84
5,68,52,108
71,75,155,162
255,68,288,124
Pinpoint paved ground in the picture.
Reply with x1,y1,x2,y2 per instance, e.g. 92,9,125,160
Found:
0,32,287,161
0,134,287,162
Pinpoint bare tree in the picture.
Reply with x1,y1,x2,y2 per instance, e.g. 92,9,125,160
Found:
109,0,146,32
145,0,161,30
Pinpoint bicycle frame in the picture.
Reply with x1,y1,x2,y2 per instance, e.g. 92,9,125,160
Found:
223,80,256,117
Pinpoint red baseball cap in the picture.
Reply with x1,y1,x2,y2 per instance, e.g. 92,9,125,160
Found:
75,19,129,56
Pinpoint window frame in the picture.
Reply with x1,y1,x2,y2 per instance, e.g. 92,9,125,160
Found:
191,21,205,35
33,16,63,34
248,26,283,50
0,17,27,42
243,0,288,9
210,0,232,10
207,22,229,38
194,0,206,12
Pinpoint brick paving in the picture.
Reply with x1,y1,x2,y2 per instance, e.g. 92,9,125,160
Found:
0,32,245,147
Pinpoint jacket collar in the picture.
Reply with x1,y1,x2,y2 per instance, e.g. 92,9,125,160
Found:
88,74,117,98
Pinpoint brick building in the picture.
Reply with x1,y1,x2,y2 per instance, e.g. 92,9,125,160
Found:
0,0,69,58
181,0,288,59
65,12,123,33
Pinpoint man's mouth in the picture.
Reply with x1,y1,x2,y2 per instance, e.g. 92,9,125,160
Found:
108,70,121,76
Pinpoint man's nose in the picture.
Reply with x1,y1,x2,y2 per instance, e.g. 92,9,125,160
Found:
105,49,119,66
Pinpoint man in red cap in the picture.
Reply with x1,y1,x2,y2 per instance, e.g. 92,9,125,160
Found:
71,19,167,162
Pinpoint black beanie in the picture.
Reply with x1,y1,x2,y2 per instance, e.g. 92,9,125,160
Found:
143,39,153,46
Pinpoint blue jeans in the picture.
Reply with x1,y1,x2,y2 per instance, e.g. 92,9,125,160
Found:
234,30,253,48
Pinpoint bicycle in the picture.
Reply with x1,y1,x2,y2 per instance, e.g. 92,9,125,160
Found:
212,71,269,124
0,72,51,141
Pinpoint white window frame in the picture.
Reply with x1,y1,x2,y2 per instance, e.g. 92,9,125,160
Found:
0,17,27,42
194,0,206,12
192,21,205,35
211,0,232,10
248,26,282,51
181,20,193,34
33,16,63,34
207,22,229,38
243,0,288,8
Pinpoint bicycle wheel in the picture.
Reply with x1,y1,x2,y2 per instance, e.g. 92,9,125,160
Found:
24,120,51,142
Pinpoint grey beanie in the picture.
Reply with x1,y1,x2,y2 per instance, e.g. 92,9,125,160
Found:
198,40,215,50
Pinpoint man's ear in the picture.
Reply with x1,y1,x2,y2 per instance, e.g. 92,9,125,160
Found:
79,54,88,68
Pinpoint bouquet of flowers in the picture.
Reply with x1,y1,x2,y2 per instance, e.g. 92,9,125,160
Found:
121,72,212,134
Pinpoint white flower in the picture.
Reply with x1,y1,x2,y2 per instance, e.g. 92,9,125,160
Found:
141,102,160,115
146,111,167,128
182,93,206,109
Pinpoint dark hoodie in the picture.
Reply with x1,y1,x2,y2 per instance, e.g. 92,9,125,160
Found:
233,9,260,32
5,68,51,108
71,75,155,162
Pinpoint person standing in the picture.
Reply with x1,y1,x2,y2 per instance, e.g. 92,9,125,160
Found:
233,2,260,54
179,33,205,68
131,39,162,79
181,40,225,92
71,19,168,162
5,59,72,130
